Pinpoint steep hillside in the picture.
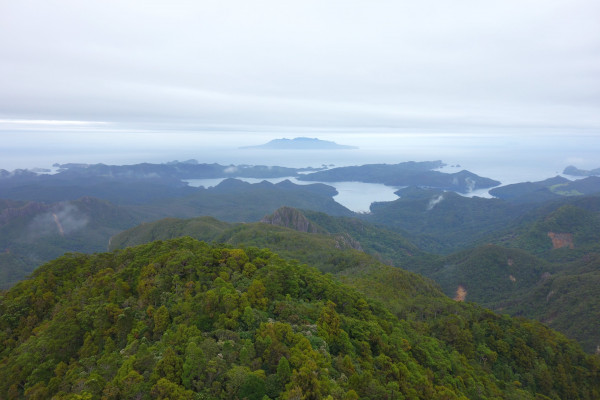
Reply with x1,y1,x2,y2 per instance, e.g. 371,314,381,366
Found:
491,202,600,260
110,216,383,276
1,238,598,399
300,209,424,264
498,253,600,353
261,207,423,264
0,197,141,288
109,207,421,272
0,180,355,288
413,245,553,307
489,176,600,204
365,187,526,253
397,196,600,353
110,210,600,354
260,207,325,234
404,241,600,353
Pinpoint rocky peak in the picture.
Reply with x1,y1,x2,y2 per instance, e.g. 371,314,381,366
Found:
333,233,363,251
260,207,322,233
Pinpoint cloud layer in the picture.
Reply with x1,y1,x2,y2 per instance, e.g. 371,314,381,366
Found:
1,0,599,132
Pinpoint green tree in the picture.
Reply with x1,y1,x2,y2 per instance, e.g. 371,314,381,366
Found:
154,347,183,384
182,341,206,391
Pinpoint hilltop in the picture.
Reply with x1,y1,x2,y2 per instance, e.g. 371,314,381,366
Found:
1,237,598,399
109,204,600,353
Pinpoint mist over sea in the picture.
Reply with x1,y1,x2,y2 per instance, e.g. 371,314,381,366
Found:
3,129,599,189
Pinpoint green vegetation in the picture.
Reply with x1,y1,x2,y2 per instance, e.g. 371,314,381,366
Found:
300,209,424,264
0,180,354,288
109,204,600,354
0,197,141,289
412,245,553,307
1,238,598,399
298,162,500,193
108,207,422,275
563,165,600,177
491,203,600,258
490,176,600,204
549,183,582,196
110,216,384,276
0,158,600,386
365,188,525,253
498,253,600,353
398,200,600,353
154,179,353,222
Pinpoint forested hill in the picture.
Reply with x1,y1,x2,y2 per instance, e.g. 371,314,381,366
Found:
108,208,422,268
1,238,599,399
298,161,500,193
0,180,353,289
108,205,600,354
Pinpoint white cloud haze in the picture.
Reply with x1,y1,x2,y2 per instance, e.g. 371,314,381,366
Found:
1,0,599,133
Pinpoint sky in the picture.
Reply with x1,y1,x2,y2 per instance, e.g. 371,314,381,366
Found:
1,0,599,136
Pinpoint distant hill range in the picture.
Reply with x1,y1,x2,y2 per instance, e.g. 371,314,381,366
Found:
299,161,500,193
490,175,600,203
564,165,600,177
241,137,358,150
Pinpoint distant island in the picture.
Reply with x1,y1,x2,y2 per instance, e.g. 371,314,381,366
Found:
564,165,600,177
240,137,358,150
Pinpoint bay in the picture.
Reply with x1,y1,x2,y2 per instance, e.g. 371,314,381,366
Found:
184,177,401,213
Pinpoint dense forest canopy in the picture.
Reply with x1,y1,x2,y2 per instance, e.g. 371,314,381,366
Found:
1,238,598,399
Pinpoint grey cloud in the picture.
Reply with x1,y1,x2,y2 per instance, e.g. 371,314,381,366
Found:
427,194,445,211
29,204,89,238
1,0,599,132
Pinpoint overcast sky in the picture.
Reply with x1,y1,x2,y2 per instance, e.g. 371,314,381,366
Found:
1,0,599,134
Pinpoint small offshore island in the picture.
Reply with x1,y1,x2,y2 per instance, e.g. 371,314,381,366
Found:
240,137,358,150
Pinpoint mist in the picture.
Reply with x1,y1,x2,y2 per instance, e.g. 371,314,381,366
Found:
28,204,89,239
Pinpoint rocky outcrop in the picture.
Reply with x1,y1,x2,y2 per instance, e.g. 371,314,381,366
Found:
454,285,467,301
547,232,574,249
260,207,322,233
334,233,363,251
261,207,364,252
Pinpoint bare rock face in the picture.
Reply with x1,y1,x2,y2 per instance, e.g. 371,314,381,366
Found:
454,285,467,302
547,232,574,249
260,207,321,233
333,233,363,251
261,206,363,251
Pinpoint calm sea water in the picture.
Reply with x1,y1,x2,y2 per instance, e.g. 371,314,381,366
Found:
185,177,401,213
